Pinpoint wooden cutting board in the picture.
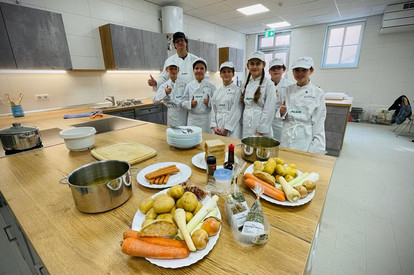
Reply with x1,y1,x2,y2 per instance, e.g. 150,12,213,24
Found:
91,141,157,165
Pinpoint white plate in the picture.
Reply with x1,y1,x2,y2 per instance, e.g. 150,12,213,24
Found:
137,162,192,189
191,152,239,170
131,188,221,268
244,163,315,207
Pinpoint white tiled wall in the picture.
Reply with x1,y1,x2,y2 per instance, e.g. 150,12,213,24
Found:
248,15,414,119
0,0,246,115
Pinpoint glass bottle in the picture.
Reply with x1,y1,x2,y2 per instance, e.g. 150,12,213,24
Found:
224,144,235,171
206,156,216,183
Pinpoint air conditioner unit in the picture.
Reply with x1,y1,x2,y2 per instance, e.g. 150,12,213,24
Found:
380,1,414,34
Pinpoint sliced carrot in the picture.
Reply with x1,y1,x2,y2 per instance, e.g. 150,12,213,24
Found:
149,179,155,185
145,165,180,180
163,174,170,184
121,237,190,259
158,175,165,185
244,174,286,202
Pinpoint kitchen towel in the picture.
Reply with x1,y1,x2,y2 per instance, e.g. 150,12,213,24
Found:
63,110,102,119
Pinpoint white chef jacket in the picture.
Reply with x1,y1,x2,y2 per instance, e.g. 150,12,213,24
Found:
210,83,243,139
156,53,199,87
242,76,277,138
181,79,216,133
272,77,294,141
277,81,326,154
153,78,187,127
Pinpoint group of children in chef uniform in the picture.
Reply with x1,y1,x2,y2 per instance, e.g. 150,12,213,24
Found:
153,50,326,155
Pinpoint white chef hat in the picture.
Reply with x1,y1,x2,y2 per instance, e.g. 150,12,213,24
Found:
247,51,265,62
192,58,207,69
165,59,179,68
291,57,314,69
269,58,285,68
219,61,234,70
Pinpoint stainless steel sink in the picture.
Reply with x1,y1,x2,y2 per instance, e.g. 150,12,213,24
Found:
71,117,142,134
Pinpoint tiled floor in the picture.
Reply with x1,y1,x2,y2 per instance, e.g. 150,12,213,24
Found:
312,122,414,275
1,122,413,274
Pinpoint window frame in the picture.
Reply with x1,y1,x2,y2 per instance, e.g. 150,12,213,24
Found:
321,20,366,69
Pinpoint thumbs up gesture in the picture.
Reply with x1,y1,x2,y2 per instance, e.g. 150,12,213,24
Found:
147,75,157,87
191,96,197,108
165,85,172,95
280,100,287,116
203,94,210,106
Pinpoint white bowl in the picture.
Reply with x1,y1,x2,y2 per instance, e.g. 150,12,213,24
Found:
59,127,96,151
167,136,202,149
166,126,202,139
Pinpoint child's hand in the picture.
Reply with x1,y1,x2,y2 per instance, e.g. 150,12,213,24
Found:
165,86,172,95
220,129,229,136
203,94,210,106
280,100,286,116
147,75,157,87
191,96,197,108
213,127,220,135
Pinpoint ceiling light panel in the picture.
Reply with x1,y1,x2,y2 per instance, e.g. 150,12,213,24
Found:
266,21,291,28
237,4,269,16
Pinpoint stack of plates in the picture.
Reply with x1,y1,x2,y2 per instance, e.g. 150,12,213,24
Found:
166,126,202,149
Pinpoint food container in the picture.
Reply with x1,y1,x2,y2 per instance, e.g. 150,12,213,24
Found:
0,122,42,151
213,168,232,193
240,136,280,162
59,127,96,151
59,160,138,213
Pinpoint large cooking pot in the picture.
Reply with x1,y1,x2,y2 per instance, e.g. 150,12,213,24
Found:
240,136,280,162
59,160,138,213
0,122,42,151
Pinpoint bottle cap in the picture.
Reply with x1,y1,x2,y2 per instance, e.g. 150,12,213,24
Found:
206,156,216,165
228,144,234,151
213,168,232,181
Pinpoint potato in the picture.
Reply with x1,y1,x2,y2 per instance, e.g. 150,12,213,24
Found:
294,186,308,199
145,208,157,220
170,206,176,215
253,171,275,186
253,161,264,173
284,175,294,182
302,180,316,192
141,219,154,228
156,213,174,224
285,166,298,178
275,164,287,176
263,158,277,175
193,201,202,215
139,197,154,214
275,174,281,184
180,192,198,212
274,158,285,165
167,185,184,199
139,220,178,237
288,163,297,169
153,195,175,214
176,197,184,209
185,211,193,223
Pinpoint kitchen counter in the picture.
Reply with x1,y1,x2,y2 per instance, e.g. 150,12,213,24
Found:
0,108,336,274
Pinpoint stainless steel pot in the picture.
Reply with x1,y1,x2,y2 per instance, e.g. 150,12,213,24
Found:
59,160,138,213
0,122,42,151
240,136,280,162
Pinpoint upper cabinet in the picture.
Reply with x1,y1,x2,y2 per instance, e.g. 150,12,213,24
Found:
188,39,218,72
0,10,16,69
99,24,167,70
219,47,244,72
0,3,72,70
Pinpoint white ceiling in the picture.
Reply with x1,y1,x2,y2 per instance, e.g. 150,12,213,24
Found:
146,0,405,34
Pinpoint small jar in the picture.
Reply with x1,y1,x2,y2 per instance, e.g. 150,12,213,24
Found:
213,168,233,194
11,105,24,117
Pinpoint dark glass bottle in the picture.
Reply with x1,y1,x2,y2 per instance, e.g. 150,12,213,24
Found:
206,156,217,183
224,144,235,171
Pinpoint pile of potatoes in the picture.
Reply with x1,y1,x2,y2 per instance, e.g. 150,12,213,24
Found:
139,185,202,229
253,158,298,186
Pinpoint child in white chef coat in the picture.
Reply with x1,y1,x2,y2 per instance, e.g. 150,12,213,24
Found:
153,60,187,127
268,58,294,141
181,58,216,133
277,57,326,154
240,51,277,138
210,61,242,138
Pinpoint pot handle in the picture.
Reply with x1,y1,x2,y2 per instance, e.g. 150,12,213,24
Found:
256,149,271,159
59,176,69,185
130,167,139,175
107,180,122,191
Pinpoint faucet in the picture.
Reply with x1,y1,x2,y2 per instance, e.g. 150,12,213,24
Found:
105,96,115,106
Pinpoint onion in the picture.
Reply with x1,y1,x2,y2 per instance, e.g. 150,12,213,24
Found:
201,217,221,236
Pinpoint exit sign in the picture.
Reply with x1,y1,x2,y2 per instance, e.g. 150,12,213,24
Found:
265,30,275,37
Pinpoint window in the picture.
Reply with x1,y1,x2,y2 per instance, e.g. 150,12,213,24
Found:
322,21,365,68
258,31,291,78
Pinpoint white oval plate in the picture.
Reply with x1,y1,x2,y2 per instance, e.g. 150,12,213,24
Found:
244,163,315,207
191,152,239,170
137,162,192,189
131,188,221,268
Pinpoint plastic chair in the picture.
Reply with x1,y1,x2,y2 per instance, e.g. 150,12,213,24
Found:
395,114,414,137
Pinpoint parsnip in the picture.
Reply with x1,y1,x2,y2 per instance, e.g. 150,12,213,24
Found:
279,176,301,203
174,208,196,251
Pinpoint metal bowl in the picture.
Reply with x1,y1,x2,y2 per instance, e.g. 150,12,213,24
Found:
240,136,280,162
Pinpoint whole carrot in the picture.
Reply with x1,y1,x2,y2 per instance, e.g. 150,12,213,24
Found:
121,238,190,259
123,231,188,249
244,177,286,202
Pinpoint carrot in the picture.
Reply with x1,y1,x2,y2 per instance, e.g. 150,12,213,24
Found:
244,174,286,201
158,175,165,184
145,165,180,180
163,174,170,184
154,177,160,184
149,179,155,185
123,231,188,249
121,237,190,259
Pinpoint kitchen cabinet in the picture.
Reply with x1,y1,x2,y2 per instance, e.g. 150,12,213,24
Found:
219,47,244,72
325,100,352,157
0,11,16,69
107,105,167,125
99,24,167,70
106,109,135,120
0,2,72,70
188,39,218,71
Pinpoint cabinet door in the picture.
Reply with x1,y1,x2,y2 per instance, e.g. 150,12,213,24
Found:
142,30,167,70
188,39,203,59
0,11,16,69
1,2,72,70
110,24,146,70
203,42,217,71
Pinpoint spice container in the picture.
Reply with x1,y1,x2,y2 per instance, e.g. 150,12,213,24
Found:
213,168,232,194
205,156,216,193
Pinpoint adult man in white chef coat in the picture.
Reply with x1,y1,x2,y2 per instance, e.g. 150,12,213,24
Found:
147,32,199,88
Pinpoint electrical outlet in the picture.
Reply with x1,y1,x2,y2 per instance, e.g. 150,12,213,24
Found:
35,94,49,102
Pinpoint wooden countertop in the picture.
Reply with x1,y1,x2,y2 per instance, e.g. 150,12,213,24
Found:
0,109,336,274
325,97,353,107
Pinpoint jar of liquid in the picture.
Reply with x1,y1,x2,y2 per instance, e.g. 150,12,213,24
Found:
11,105,24,117
213,168,233,194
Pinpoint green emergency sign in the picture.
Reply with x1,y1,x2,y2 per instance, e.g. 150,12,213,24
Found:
265,30,275,37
